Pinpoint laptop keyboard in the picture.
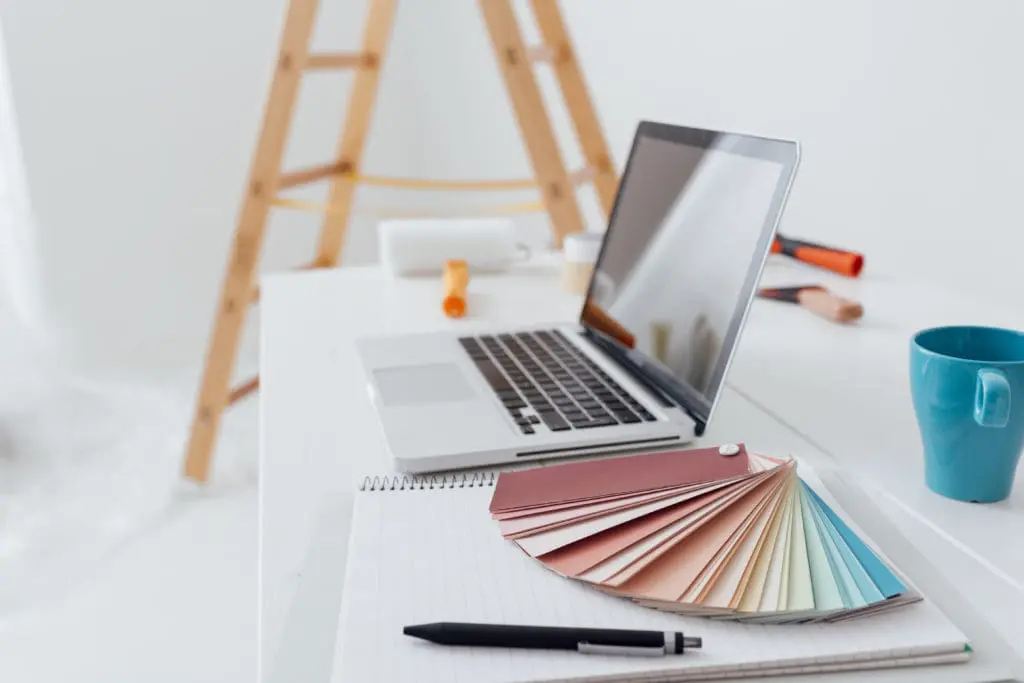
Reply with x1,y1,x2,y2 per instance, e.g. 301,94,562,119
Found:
458,329,657,435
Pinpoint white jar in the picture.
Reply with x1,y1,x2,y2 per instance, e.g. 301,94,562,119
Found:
562,232,603,294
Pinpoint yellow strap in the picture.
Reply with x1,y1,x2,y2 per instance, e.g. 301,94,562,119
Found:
270,197,545,218
347,173,537,191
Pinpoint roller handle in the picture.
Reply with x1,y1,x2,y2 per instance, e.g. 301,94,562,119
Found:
771,235,864,277
758,285,864,324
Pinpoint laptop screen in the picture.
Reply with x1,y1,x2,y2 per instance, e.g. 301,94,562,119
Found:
580,122,799,428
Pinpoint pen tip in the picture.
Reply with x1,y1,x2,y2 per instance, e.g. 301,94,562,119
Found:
403,624,429,639
683,636,702,649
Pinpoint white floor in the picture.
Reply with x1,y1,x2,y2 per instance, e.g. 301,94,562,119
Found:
0,344,260,682
0,485,257,682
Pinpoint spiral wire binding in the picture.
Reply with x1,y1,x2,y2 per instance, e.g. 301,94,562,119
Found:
360,471,497,492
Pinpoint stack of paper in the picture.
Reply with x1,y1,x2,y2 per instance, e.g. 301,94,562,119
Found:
490,444,919,624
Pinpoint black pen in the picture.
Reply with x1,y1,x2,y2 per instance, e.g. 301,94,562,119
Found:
403,622,702,656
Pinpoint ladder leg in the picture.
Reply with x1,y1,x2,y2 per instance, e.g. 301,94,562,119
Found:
183,0,321,483
314,0,399,267
479,0,585,248
529,0,619,216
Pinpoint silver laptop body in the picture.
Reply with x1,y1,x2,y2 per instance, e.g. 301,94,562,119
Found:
357,121,800,472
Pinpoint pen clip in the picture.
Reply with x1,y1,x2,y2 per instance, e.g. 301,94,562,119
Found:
577,642,665,657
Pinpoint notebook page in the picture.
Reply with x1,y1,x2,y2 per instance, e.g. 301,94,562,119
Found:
332,486,968,683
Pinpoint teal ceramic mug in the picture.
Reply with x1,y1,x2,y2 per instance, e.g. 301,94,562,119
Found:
910,325,1024,502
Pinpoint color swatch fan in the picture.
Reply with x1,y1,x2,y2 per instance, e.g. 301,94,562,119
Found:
489,445,919,624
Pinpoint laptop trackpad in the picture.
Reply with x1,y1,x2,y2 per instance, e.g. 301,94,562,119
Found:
373,363,477,406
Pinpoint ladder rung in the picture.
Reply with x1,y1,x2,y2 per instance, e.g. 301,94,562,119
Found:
277,162,348,190
227,376,260,405
526,44,563,64
305,52,375,70
569,166,596,185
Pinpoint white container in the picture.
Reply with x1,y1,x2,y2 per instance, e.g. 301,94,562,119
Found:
562,231,603,294
379,218,524,276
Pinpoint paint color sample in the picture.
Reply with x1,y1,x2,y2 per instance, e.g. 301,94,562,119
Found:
489,445,751,513
490,446,920,623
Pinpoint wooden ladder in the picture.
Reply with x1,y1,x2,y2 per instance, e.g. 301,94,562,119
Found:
183,0,618,482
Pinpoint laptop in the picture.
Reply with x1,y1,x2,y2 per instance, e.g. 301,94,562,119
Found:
358,121,800,472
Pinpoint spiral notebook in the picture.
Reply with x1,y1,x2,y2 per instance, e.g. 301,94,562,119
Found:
331,472,970,683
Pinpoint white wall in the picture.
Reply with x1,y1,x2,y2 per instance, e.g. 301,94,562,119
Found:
0,21,46,334
406,0,1024,304
2,0,1023,373
0,0,425,372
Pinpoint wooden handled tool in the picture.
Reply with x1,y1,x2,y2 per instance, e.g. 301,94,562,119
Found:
758,285,864,324
771,234,864,278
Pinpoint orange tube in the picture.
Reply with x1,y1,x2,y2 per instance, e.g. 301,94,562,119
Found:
772,234,864,278
442,259,469,318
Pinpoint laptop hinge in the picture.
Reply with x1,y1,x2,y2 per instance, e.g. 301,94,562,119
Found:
582,328,707,436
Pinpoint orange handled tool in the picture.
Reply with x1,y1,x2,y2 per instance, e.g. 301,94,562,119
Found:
758,285,864,324
771,234,864,277
442,259,469,318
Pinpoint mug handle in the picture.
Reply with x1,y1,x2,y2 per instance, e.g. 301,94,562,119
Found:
975,368,1011,428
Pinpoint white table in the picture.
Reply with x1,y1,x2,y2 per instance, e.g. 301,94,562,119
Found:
744,263,1024,579
259,257,1024,682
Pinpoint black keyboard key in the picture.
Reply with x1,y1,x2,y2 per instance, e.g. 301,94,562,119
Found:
638,409,656,421
605,400,626,412
576,418,616,429
567,413,590,425
580,401,601,411
503,397,525,409
618,412,642,424
528,415,541,424
473,359,511,392
537,410,570,432
521,425,535,435
515,416,532,426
